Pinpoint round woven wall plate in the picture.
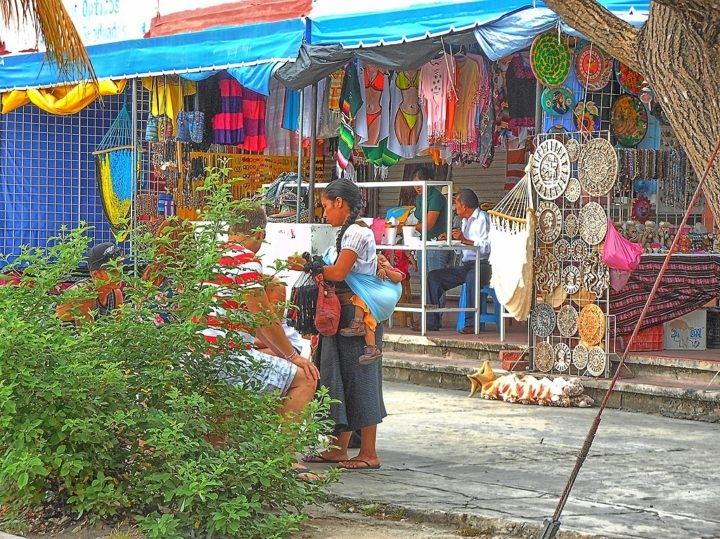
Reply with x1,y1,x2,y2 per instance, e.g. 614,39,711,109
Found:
570,238,588,261
572,343,589,369
536,201,563,244
587,345,607,377
565,138,581,163
565,213,580,237
541,85,574,116
564,177,581,203
531,303,557,338
571,287,598,308
615,60,644,96
575,42,612,90
578,303,605,346
578,138,618,196
530,32,571,87
579,202,608,245
554,342,571,372
557,304,579,337
554,238,571,261
611,94,649,147
535,341,555,373
543,285,567,308
531,139,571,200
562,265,582,294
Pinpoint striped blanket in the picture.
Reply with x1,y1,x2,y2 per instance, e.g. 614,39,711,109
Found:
610,254,720,335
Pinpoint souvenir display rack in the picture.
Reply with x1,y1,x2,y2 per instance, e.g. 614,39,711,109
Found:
528,133,615,378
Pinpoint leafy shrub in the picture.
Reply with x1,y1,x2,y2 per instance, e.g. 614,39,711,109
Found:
0,169,336,538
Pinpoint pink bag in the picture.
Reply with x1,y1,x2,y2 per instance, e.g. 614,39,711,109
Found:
602,221,643,271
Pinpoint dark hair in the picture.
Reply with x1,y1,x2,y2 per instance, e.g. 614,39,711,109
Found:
456,188,479,209
323,179,363,253
229,204,268,235
411,166,433,181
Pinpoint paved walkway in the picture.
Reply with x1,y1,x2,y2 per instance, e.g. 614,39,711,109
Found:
306,381,720,539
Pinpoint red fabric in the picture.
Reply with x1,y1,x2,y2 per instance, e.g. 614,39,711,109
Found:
237,87,267,152
383,250,411,281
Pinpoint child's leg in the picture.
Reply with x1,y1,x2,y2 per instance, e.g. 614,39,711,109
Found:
340,296,367,337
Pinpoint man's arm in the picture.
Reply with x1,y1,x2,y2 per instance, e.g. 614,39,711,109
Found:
243,287,319,381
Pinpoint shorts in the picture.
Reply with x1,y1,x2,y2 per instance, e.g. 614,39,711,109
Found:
220,348,297,396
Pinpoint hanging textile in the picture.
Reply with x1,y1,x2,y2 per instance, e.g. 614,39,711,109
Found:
141,76,196,137
2,79,127,115
419,53,457,144
212,72,244,145
387,70,430,159
337,61,362,171
237,86,267,152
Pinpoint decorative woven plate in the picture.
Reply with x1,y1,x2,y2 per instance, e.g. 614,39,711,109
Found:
578,138,618,196
578,303,605,346
575,42,612,90
570,238,588,261
564,177,581,204
530,32,571,87
573,100,601,133
562,265,582,294
531,139,571,200
611,94,648,147
554,342,571,372
572,343,589,369
615,60,644,96
535,341,555,373
565,138,581,163
579,202,608,246
565,213,580,237
587,345,607,377
536,201,563,243
553,238,571,261
543,285,567,309
531,303,557,338
541,85,574,116
557,304,579,337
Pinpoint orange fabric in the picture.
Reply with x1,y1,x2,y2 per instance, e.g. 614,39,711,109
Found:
350,295,378,332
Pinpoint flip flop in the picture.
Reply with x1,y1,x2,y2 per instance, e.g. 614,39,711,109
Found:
337,458,381,470
302,454,346,464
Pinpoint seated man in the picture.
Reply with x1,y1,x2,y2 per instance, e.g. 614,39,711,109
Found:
413,189,492,332
56,241,124,325
200,204,320,479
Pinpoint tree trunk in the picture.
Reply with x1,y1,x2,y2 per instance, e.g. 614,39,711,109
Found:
543,0,720,224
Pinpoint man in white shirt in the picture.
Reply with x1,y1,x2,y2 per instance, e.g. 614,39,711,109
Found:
413,189,491,332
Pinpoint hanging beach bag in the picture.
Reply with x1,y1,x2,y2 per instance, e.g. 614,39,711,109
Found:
601,221,643,271
289,271,319,335
145,79,159,142
189,91,205,143
176,82,191,142
314,274,341,337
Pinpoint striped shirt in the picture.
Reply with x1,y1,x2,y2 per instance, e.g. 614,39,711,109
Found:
200,243,263,345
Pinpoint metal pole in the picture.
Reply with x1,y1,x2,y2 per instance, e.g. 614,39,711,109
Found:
308,82,318,223
296,88,304,222
131,78,138,275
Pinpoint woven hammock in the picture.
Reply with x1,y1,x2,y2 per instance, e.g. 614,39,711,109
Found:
93,100,142,242
488,164,535,321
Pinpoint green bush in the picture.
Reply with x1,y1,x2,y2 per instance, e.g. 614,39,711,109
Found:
0,169,336,538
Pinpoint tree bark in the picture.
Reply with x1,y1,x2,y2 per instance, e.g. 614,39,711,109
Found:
544,0,720,223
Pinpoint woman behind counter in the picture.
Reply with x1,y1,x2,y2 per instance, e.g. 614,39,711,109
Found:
302,178,385,470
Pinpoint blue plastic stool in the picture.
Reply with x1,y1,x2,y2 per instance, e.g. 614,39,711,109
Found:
479,286,502,333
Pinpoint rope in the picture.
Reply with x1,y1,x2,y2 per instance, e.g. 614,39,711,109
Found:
540,134,720,538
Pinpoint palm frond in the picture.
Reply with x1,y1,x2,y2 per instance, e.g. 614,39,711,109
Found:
1,0,97,85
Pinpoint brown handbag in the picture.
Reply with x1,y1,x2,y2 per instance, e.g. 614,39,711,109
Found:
314,274,341,337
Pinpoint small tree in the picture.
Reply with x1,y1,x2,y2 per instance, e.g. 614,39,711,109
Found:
0,167,335,538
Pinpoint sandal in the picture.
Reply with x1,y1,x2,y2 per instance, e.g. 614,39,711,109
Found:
359,344,382,365
340,317,366,337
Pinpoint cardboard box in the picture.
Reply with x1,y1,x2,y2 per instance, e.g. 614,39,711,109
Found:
664,309,707,351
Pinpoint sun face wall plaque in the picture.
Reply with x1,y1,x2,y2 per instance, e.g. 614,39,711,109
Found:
536,201,563,244
579,202,608,245
531,303,557,338
531,139,571,200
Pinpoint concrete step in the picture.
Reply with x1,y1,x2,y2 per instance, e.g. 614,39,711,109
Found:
381,334,720,423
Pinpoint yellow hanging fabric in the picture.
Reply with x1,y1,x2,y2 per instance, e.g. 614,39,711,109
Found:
141,76,196,137
1,79,127,115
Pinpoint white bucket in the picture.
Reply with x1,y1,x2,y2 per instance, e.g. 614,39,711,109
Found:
402,226,420,246
383,228,397,245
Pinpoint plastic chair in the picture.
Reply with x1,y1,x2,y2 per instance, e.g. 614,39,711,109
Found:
456,284,503,336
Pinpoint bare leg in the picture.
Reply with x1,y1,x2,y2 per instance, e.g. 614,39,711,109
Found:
279,367,315,422
338,425,381,469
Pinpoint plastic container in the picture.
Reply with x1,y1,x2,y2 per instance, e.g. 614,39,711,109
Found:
618,324,664,352
383,227,397,245
402,226,420,246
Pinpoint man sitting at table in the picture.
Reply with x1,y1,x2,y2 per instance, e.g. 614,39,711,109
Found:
413,189,491,333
